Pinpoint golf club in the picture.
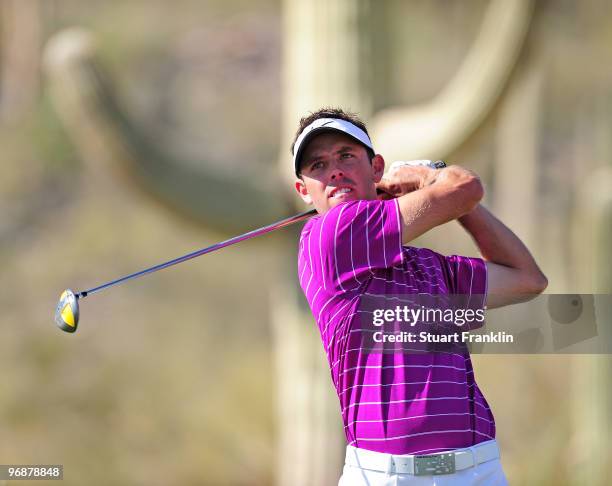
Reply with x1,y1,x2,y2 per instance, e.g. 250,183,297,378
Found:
54,208,317,333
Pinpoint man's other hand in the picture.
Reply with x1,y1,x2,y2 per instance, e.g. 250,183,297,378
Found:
376,164,437,200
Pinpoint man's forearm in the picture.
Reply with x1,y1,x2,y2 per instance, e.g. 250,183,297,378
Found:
458,205,529,266
458,204,547,297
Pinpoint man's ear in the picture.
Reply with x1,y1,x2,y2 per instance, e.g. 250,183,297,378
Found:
295,178,313,205
371,154,385,182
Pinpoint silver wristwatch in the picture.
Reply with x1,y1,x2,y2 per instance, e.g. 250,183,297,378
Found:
390,160,447,170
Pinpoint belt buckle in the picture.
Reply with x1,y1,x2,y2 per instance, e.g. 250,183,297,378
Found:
413,452,456,476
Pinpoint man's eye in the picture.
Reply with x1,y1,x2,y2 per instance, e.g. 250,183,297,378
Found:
341,153,354,159
312,161,324,170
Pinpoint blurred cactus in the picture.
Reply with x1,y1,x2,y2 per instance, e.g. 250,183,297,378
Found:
570,167,612,485
44,28,285,234
280,0,533,479
0,0,42,122
371,0,534,163
492,59,543,251
278,1,377,482
573,168,612,293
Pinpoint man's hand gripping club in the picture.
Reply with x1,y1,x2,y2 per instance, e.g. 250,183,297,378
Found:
376,161,484,245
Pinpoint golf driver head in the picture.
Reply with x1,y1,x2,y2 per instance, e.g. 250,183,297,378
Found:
55,289,80,333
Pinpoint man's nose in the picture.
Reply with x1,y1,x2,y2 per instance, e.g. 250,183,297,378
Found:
330,166,344,180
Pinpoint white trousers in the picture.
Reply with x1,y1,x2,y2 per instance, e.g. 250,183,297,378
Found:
338,442,509,486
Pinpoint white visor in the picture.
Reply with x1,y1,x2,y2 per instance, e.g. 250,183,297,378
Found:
292,118,374,176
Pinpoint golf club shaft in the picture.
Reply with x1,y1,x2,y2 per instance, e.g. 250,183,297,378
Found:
75,208,317,299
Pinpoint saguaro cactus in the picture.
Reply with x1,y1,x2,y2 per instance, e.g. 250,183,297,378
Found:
0,0,42,120
371,0,534,162
570,167,612,485
278,1,532,483
43,28,285,234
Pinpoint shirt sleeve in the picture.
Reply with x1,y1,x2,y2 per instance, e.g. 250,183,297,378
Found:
444,254,487,295
310,199,404,292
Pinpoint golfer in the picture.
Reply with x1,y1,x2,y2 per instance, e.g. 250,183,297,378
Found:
292,108,547,485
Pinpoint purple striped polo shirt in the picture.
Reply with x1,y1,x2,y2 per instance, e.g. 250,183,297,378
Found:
297,199,495,455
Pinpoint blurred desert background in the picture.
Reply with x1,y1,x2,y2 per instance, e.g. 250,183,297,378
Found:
1,1,611,485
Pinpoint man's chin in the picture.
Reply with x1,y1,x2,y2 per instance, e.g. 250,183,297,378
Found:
315,193,362,213
327,199,347,211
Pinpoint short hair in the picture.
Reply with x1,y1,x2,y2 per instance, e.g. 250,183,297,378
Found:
291,107,375,175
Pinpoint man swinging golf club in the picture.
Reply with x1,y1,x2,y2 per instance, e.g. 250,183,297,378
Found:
292,107,547,485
